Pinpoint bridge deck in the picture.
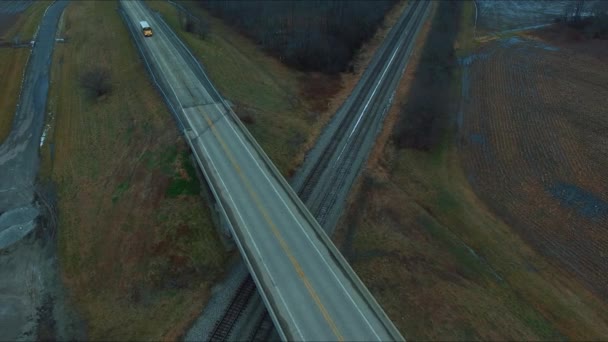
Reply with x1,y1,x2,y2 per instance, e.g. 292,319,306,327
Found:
121,1,403,340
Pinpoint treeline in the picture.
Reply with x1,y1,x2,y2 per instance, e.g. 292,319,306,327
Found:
196,0,396,74
392,1,462,150
559,1,608,39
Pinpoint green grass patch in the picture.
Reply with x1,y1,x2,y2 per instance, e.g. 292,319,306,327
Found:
417,206,490,281
455,0,476,57
141,145,182,175
112,181,130,204
166,151,200,197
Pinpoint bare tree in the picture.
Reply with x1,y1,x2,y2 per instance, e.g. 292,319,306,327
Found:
198,0,396,74
80,67,112,98
574,0,586,22
563,0,587,23
561,0,608,38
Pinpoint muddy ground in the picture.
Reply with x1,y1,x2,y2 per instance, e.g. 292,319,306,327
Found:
460,33,608,298
0,185,85,340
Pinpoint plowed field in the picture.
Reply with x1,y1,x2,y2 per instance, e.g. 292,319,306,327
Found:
460,36,608,298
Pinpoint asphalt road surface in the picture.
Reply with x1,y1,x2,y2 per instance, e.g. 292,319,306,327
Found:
121,1,403,340
188,2,431,340
0,1,81,340
0,0,68,248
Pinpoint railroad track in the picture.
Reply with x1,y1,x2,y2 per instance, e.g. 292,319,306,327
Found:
298,0,424,205
207,277,257,341
204,1,430,340
309,0,429,226
248,312,274,341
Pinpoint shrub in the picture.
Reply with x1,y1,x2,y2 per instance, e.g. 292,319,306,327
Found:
80,66,112,98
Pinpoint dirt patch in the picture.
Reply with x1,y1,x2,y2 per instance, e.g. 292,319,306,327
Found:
460,36,608,299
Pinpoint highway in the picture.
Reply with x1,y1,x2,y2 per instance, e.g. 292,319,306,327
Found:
194,1,432,340
120,1,403,340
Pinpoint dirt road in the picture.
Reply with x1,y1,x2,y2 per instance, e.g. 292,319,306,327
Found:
0,1,84,340
0,0,67,248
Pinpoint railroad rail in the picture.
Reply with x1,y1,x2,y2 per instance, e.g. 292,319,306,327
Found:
298,0,424,205
301,0,430,229
121,0,407,340
208,277,257,341
203,1,432,340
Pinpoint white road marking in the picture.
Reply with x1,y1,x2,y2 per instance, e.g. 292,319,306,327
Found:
217,103,383,340
122,1,304,338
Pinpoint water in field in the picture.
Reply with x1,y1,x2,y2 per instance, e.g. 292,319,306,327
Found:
476,0,596,33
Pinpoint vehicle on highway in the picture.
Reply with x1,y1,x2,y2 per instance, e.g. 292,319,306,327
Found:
139,20,153,37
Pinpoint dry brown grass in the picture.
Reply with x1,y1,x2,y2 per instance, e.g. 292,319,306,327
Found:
147,0,312,176
0,1,51,41
0,48,28,143
292,0,410,173
42,1,228,339
147,0,409,178
0,1,52,143
460,35,608,298
333,3,608,340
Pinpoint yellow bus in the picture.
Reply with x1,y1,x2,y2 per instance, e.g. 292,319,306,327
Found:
139,21,153,37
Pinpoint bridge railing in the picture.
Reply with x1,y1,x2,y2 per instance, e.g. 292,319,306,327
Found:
121,2,404,340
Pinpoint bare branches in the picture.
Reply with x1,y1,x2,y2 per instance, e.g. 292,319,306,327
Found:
80,66,112,98
199,0,396,74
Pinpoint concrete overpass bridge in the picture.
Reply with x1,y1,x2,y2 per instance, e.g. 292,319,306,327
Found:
120,1,404,340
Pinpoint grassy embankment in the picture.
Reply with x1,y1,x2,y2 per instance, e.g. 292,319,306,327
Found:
41,1,228,339
145,0,407,177
38,0,409,338
146,0,313,176
334,1,608,340
0,1,51,142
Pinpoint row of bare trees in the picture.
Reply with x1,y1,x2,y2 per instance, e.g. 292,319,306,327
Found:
392,1,461,151
195,0,396,74
562,0,608,38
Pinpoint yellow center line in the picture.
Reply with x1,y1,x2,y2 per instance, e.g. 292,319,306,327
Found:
202,114,344,341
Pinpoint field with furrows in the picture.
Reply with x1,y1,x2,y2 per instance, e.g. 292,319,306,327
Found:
460,35,608,299
334,2,608,337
